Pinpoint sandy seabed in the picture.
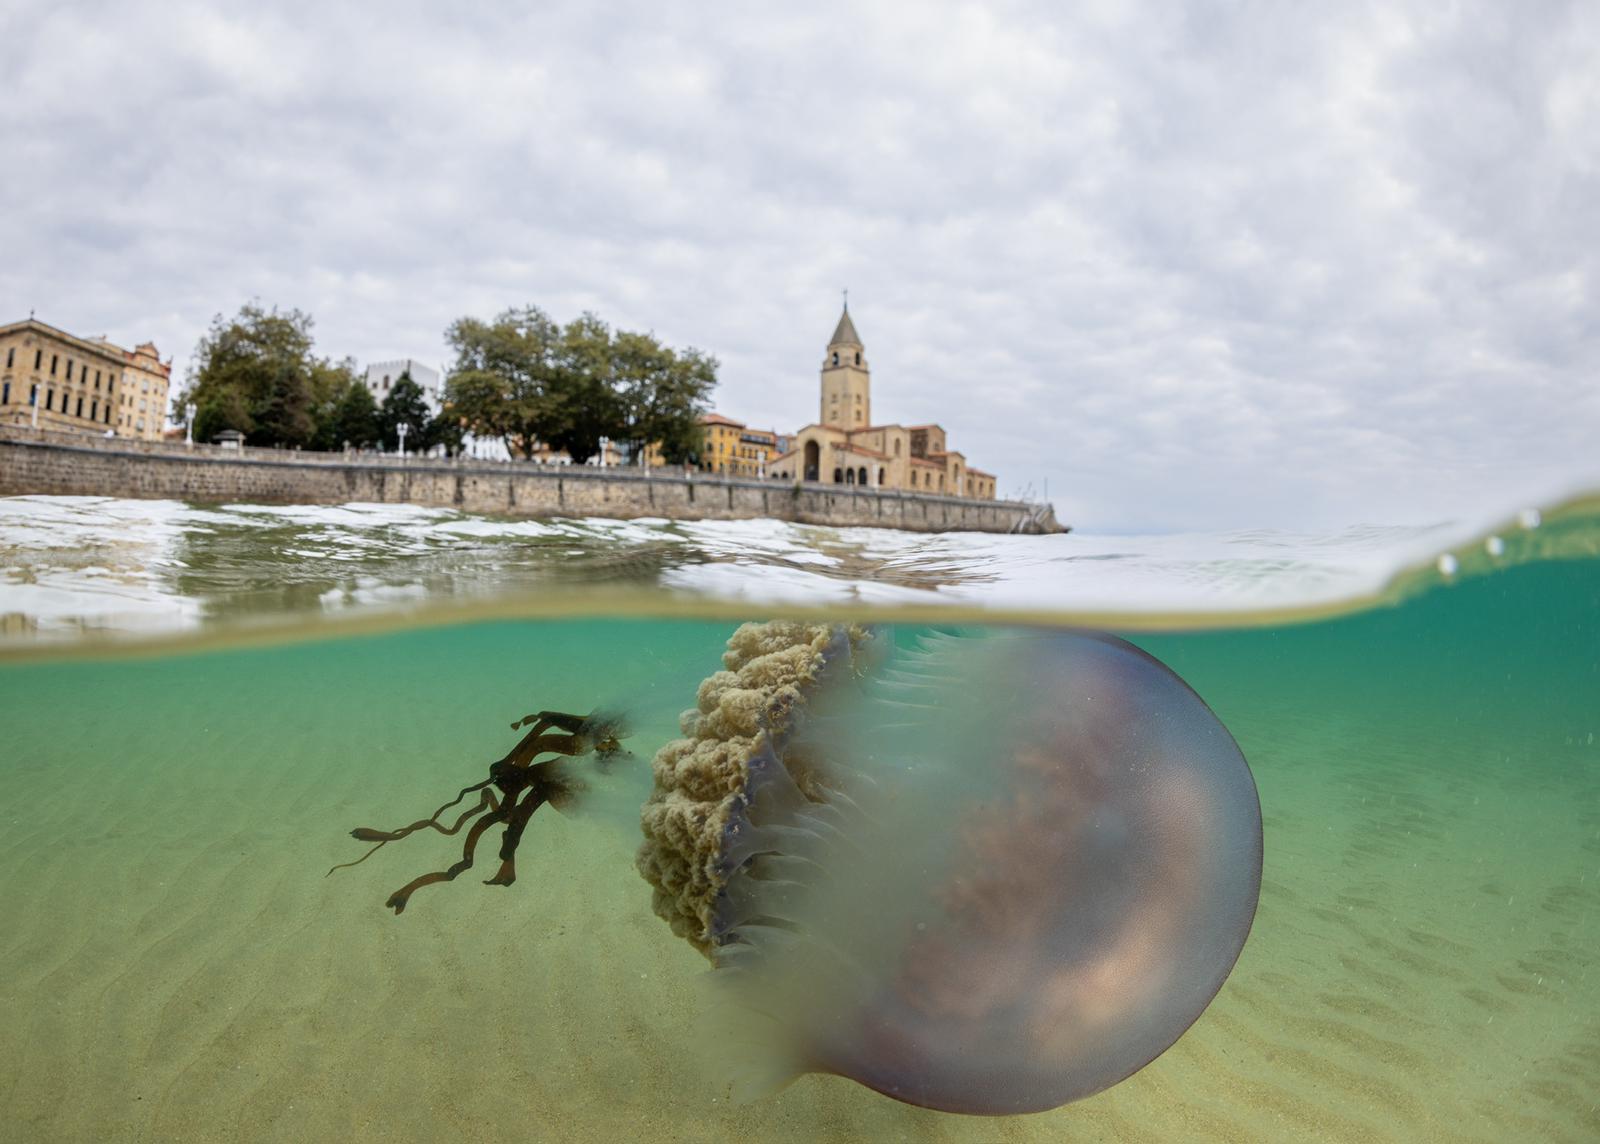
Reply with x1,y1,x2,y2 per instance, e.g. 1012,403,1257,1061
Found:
1,625,1597,1144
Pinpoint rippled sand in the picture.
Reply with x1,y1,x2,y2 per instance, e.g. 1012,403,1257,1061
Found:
1,616,1596,1142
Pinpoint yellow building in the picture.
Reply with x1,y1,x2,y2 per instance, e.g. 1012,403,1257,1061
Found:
117,340,174,441
699,413,781,477
768,307,998,499
0,318,125,435
0,318,171,440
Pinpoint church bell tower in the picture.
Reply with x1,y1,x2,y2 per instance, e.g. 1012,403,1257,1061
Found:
820,303,870,429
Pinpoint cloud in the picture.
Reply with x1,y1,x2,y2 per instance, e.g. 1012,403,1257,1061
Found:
2,0,1595,529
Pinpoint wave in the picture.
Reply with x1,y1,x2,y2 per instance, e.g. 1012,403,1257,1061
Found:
1,483,1596,658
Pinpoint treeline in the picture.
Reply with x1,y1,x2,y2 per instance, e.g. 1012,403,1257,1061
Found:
180,304,439,452
179,302,716,462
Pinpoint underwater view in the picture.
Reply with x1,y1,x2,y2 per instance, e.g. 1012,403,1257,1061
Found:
1,495,1598,1142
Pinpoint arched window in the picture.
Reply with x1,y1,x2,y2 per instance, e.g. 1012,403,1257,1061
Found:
854,352,860,365
833,467,843,484
845,468,856,484
877,467,886,485
832,352,839,366
858,467,868,485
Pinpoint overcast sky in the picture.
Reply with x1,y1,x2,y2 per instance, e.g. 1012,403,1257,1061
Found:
3,1,1596,529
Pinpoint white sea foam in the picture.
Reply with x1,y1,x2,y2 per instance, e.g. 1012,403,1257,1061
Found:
0,491,1584,645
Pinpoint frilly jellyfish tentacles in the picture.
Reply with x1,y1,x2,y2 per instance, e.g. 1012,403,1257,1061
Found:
637,622,1262,1115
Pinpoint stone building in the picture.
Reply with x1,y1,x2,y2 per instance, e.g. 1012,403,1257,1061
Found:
767,307,997,499
699,412,783,477
0,317,167,438
116,339,173,441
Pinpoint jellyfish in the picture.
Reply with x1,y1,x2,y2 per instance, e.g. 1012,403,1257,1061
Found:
636,621,1262,1115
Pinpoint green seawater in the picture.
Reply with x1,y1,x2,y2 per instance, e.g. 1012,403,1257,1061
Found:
0,554,1596,1142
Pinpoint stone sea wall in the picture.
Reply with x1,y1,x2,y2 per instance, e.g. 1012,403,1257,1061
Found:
0,428,1062,534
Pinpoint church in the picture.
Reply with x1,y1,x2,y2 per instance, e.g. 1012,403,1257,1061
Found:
767,306,997,499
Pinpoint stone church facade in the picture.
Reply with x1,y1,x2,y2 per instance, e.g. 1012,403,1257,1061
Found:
767,307,997,499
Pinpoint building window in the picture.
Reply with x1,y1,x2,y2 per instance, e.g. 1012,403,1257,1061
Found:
76,395,84,417
4,348,11,367
66,361,74,381
833,467,842,483
854,352,861,365
91,400,97,420
2,382,8,404
34,349,41,368
877,467,886,485
50,354,58,375
104,405,111,424
831,353,839,366
45,390,53,411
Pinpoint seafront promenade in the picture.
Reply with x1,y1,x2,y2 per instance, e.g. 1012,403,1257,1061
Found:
0,426,1062,535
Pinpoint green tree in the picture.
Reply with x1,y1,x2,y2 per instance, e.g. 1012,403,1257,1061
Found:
611,333,715,464
442,307,563,459
321,379,380,449
307,357,361,449
379,372,432,452
543,312,623,464
425,407,467,456
441,305,718,464
181,303,325,448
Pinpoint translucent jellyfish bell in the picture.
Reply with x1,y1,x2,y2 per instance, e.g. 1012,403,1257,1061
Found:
638,623,1262,1115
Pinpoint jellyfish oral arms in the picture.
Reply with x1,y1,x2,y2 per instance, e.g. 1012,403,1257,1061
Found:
636,623,1263,1115
330,709,629,914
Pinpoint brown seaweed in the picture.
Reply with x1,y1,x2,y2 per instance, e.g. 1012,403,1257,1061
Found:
329,709,626,914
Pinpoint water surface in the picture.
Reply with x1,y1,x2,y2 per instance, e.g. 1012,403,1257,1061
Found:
0,494,1596,1141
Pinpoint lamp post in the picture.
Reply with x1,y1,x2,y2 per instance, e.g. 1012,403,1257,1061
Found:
185,402,196,446
397,422,409,459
